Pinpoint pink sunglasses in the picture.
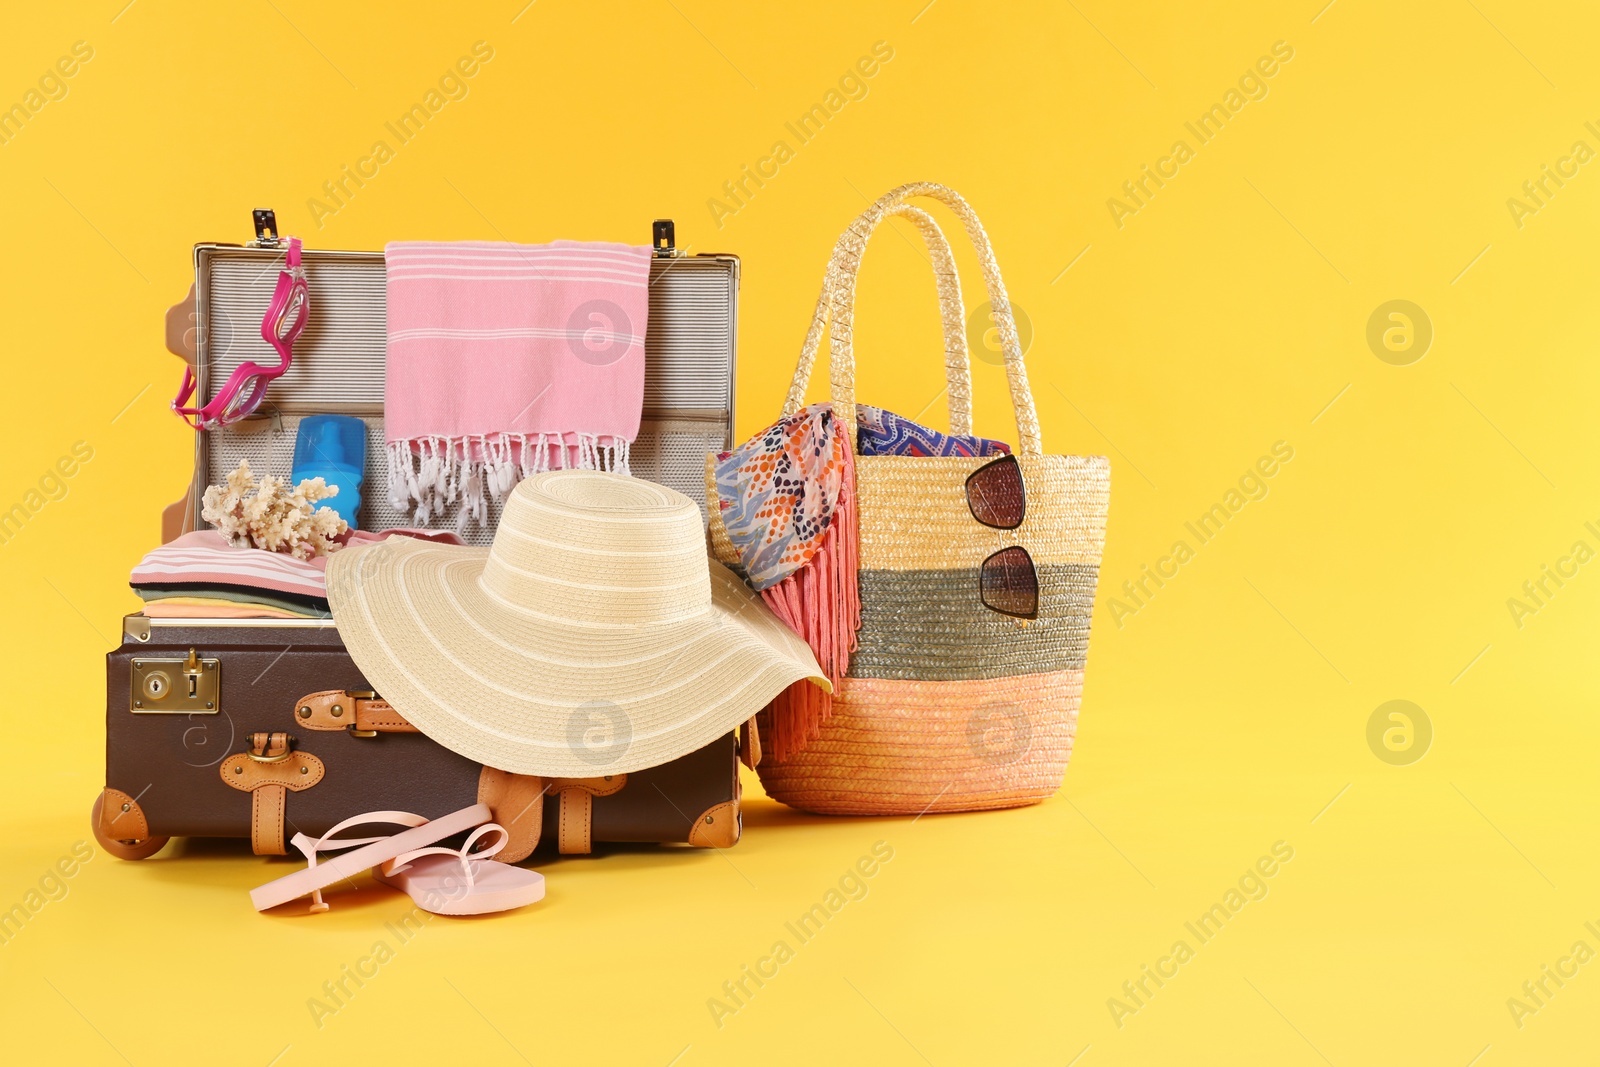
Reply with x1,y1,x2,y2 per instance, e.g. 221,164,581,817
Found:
172,237,308,430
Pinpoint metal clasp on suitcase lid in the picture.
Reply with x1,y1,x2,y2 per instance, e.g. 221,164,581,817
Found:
130,648,220,714
652,219,679,258
251,208,280,248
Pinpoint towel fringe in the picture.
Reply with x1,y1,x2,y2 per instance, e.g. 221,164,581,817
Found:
387,432,633,529
385,441,409,513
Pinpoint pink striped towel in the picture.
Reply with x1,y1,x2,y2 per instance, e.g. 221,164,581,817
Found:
384,240,653,527
131,529,463,600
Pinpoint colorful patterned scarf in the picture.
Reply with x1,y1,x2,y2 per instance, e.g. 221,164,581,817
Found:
709,402,1009,758
858,404,1013,461
712,403,1008,590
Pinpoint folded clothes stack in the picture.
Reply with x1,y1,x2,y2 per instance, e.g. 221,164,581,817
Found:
129,529,462,619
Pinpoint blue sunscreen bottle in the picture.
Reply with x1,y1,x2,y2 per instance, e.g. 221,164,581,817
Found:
291,414,366,526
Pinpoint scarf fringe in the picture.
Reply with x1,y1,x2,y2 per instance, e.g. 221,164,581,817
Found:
758,435,861,762
387,432,632,530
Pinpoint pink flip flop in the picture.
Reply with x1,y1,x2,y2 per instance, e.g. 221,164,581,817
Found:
374,823,545,916
249,803,542,916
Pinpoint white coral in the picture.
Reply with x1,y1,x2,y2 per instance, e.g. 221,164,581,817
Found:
201,460,349,560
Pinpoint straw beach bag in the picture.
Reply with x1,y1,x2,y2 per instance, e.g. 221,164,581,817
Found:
712,182,1111,815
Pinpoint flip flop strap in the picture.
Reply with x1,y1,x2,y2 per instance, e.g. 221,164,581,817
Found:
286,811,430,912
250,803,493,914
382,823,510,887
289,810,429,863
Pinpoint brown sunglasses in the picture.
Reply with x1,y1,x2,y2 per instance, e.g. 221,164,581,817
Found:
965,455,1038,620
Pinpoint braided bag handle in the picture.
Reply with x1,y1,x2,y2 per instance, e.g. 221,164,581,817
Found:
811,182,1044,457
783,204,973,435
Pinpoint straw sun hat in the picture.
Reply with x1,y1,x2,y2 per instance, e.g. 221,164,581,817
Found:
326,471,828,777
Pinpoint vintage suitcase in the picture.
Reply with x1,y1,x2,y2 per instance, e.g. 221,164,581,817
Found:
95,614,750,861
100,213,748,862
160,211,737,542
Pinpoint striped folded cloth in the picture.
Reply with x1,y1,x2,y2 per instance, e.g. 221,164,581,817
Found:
133,586,332,616
384,239,652,528
140,598,326,620
130,529,463,616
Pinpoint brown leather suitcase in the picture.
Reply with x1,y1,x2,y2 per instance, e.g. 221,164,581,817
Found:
96,613,748,862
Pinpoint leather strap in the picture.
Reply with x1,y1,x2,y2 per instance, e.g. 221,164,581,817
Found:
476,768,546,863
475,771,627,857
253,786,287,855
278,691,646,857
355,699,418,733
558,790,592,854
220,740,325,856
740,718,761,770
294,690,420,733
547,775,628,856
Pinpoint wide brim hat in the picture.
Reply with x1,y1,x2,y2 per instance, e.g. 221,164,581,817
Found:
326,471,828,777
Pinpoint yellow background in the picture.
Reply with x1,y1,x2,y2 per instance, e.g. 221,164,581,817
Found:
2,1,1597,1063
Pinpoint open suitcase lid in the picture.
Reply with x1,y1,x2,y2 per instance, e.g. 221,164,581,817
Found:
160,210,739,546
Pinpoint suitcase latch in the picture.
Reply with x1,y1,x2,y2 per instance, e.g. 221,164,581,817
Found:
251,208,280,248
652,219,678,258
131,649,220,714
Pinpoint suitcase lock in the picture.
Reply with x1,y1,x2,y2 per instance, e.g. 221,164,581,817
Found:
131,649,220,714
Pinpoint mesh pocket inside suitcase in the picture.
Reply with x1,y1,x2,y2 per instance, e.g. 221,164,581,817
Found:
205,415,723,544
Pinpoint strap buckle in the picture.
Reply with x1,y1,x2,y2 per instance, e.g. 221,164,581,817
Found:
344,691,380,737
247,731,296,763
